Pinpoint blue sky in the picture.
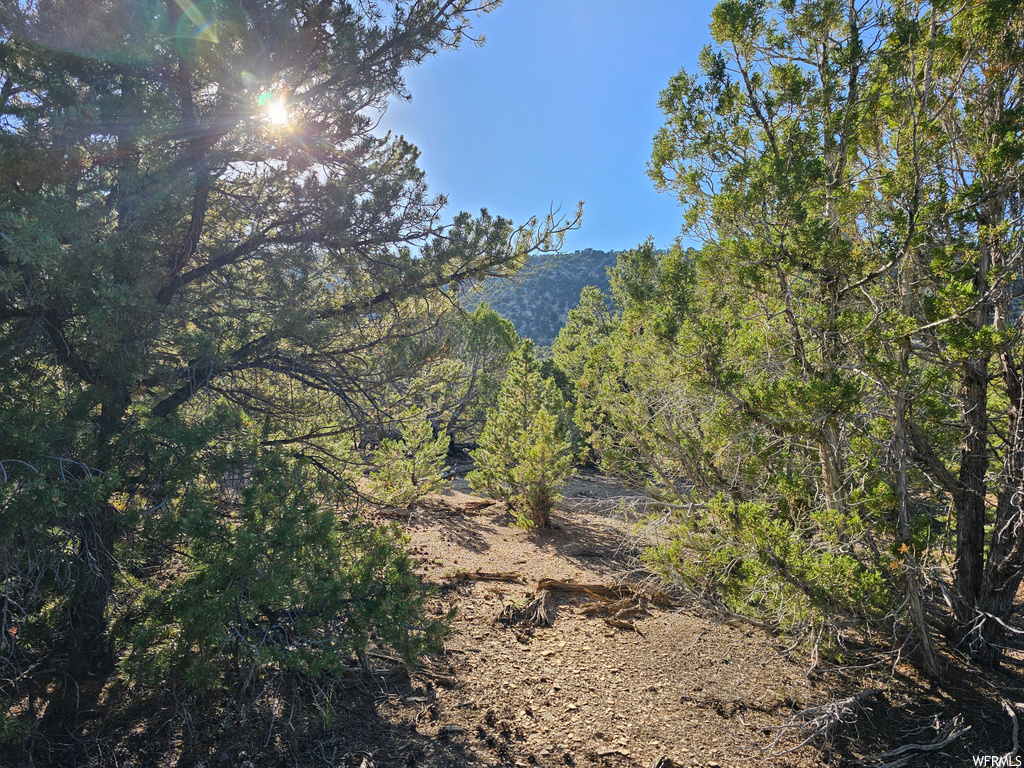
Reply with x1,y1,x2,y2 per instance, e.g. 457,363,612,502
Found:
378,1,719,253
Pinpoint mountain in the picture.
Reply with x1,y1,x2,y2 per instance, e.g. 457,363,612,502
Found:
463,248,618,348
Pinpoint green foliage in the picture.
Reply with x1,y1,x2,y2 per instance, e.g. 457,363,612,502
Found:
406,302,521,443
567,237,899,645
572,244,733,499
0,0,580,717
366,410,450,507
638,0,1024,666
0,399,444,699
0,707,32,748
468,341,574,528
120,445,443,691
644,498,892,634
510,408,573,525
551,285,618,385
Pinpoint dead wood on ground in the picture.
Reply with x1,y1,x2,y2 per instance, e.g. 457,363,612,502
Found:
496,590,556,627
490,579,671,632
450,570,526,584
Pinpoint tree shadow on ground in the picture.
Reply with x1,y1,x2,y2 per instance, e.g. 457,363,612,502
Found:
7,660,482,768
401,504,502,555
402,498,640,580
408,469,650,580
535,512,639,577
819,660,1021,767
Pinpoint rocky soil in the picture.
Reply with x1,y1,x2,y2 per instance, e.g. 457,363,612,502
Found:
8,470,1020,768
336,469,1018,768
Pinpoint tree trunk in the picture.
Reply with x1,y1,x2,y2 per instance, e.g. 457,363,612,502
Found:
68,505,118,676
818,419,848,514
952,357,991,631
971,565,1024,667
894,341,941,676
968,372,1024,666
68,388,128,677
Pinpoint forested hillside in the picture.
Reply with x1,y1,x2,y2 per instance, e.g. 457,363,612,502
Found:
463,248,618,346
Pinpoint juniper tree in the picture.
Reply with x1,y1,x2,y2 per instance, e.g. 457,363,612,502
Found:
404,301,521,445
642,0,1024,668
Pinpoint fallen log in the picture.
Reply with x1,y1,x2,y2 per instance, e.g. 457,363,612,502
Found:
451,570,526,584
536,578,674,608
536,579,632,600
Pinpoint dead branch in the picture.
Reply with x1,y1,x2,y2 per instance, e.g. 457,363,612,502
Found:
451,570,526,584
490,578,671,631
363,651,457,688
603,617,646,637
524,590,555,627
578,596,652,623
862,715,970,768
537,578,673,607
1004,700,1020,762
768,689,880,757
536,578,633,599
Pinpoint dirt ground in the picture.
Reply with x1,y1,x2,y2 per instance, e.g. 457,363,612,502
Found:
8,469,1022,768
341,468,1022,768
389,470,826,768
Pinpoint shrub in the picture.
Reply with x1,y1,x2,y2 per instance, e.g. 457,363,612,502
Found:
116,442,446,692
643,496,892,635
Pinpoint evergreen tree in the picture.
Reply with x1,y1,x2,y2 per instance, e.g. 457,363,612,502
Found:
405,302,521,444
551,284,618,385
0,0,579,699
640,0,1024,668
468,340,573,528
366,408,449,507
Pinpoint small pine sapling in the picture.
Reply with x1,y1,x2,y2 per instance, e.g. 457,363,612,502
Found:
469,341,574,527
367,410,450,507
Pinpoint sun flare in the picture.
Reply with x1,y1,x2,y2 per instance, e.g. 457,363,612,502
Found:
266,98,289,126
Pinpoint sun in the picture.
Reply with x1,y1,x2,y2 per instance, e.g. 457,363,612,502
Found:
266,98,289,126
258,91,290,126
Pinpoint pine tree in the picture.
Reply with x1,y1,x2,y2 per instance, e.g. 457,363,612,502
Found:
366,409,450,507
0,0,579,696
468,341,573,528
